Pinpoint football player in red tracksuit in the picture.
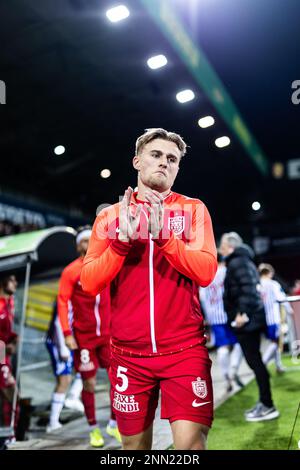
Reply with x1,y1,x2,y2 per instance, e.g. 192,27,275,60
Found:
81,128,217,450
58,227,120,447
0,274,19,435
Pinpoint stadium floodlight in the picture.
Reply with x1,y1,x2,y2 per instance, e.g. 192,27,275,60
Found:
106,5,130,23
147,54,168,70
272,162,284,179
215,136,230,148
252,201,261,211
54,145,65,155
198,116,215,128
176,89,195,104
100,169,111,179
0,80,6,104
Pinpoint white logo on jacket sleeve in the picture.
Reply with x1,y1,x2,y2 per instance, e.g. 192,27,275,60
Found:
192,377,208,399
168,216,185,235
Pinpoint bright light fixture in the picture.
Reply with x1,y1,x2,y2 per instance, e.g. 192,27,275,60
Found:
176,89,195,104
272,162,284,179
215,136,230,148
100,169,111,179
54,145,65,155
147,54,168,70
106,5,130,23
252,201,261,211
198,116,215,129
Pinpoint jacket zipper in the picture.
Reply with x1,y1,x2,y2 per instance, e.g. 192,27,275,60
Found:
94,294,101,336
149,236,157,353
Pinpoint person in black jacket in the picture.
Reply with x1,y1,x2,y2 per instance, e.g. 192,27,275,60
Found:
219,232,279,422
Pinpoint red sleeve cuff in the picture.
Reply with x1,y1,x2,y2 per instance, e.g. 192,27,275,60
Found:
110,237,132,256
152,229,173,247
63,330,72,338
8,332,18,343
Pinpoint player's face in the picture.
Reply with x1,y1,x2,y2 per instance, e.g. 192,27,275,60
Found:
133,139,181,192
4,275,17,295
219,237,234,258
77,238,90,256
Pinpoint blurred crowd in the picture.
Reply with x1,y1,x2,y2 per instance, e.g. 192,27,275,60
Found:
0,220,40,237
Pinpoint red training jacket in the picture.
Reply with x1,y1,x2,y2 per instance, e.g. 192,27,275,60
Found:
81,191,217,356
58,257,110,348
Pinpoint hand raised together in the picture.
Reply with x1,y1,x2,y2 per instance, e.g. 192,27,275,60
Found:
144,189,164,239
119,187,143,242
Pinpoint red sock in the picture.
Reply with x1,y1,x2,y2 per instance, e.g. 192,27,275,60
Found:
81,389,96,426
2,397,20,431
2,398,12,426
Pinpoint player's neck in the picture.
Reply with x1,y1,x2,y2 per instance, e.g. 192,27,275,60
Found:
136,183,172,202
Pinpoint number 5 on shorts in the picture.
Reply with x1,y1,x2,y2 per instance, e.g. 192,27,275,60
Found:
116,366,128,392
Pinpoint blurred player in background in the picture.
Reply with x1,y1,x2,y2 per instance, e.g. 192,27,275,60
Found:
291,279,300,296
0,274,19,437
58,226,120,447
259,263,292,373
45,300,84,433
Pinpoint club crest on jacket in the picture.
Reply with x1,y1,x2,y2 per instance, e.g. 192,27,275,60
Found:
168,216,185,235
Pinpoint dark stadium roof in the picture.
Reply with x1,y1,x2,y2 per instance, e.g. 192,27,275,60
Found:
0,0,299,236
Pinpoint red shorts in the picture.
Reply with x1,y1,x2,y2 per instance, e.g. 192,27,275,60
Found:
0,360,16,389
109,344,213,436
74,343,111,380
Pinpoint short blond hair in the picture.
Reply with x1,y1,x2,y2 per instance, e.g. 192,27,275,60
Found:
135,128,187,158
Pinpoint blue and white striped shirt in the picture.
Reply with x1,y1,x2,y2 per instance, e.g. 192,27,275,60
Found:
260,278,289,325
200,265,228,325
